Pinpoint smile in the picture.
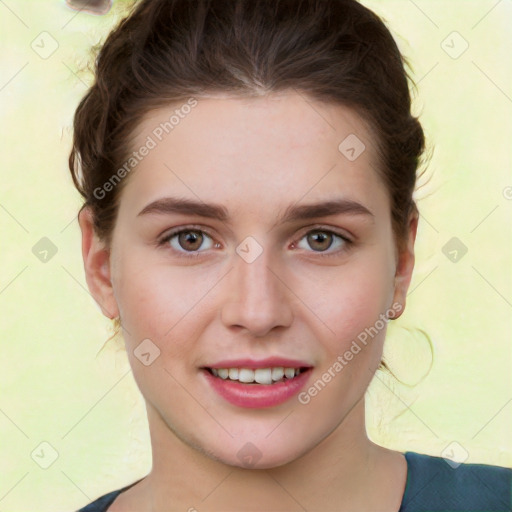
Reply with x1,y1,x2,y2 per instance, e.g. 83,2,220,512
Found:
202,361,313,408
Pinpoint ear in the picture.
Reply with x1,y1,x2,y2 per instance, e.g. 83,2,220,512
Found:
391,212,418,320
78,206,119,319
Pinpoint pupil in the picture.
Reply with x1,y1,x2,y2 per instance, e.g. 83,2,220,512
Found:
309,231,332,251
179,231,202,250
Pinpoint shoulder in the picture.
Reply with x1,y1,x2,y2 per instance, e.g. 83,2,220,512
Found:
76,489,122,512
75,479,142,512
399,451,512,512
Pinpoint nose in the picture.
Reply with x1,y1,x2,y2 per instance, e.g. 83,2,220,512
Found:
220,247,293,338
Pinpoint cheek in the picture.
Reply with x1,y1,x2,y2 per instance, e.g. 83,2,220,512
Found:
111,260,217,400
111,254,222,346
293,252,395,354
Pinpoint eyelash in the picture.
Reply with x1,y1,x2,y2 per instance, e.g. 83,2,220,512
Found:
156,224,353,259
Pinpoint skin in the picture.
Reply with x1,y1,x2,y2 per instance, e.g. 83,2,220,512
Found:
79,92,417,511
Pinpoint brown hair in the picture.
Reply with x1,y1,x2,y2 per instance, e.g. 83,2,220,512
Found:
69,0,425,250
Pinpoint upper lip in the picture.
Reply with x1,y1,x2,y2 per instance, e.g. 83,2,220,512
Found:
204,358,313,369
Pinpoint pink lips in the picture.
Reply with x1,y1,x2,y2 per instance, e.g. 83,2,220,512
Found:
201,358,313,409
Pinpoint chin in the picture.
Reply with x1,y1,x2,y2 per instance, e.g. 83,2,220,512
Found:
198,433,313,470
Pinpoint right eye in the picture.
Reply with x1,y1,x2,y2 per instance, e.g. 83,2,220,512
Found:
158,227,217,257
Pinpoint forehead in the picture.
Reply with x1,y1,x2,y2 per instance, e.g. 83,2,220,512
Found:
120,92,387,218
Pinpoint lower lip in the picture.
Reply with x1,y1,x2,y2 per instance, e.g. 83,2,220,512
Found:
202,368,312,408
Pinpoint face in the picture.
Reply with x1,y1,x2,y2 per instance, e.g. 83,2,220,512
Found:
80,92,416,469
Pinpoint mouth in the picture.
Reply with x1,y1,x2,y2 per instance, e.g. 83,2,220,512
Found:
200,361,313,408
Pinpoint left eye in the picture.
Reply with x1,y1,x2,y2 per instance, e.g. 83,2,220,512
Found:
295,230,349,253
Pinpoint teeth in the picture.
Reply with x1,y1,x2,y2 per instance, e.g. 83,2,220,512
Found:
284,367,296,379
217,368,229,379
254,368,272,385
239,368,255,383
209,366,303,384
271,367,284,381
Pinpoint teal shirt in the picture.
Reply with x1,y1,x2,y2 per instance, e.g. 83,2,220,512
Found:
77,451,512,511
398,452,511,511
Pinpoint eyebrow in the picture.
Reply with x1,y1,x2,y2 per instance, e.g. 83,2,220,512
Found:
137,196,374,223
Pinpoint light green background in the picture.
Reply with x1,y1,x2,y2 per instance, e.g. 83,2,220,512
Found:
1,1,511,510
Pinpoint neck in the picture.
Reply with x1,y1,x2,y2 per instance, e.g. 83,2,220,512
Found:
137,398,405,511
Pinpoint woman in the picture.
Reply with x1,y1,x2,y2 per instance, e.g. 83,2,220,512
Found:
72,0,511,510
